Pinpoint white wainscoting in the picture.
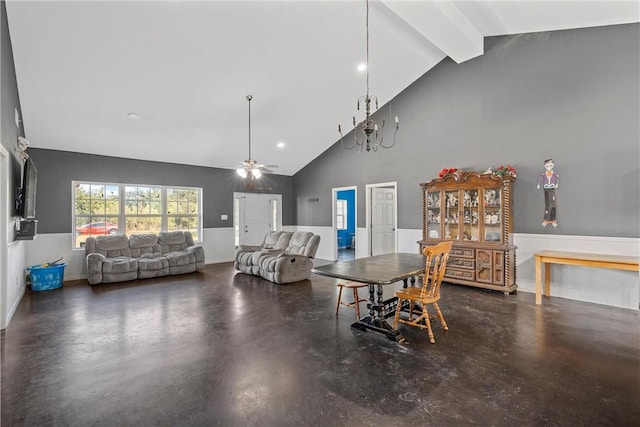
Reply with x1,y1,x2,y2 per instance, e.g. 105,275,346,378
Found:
284,226,421,261
398,229,423,254
5,241,27,329
21,229,640,310
284,225,335,261
25,233,87,280
201,227,236,264
290,226,640,310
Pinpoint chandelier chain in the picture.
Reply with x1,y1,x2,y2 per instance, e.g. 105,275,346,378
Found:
247,94,252,160
337,0,398,152
365,0,369,99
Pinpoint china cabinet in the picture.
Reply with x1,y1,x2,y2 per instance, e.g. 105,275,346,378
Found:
419,171,517,294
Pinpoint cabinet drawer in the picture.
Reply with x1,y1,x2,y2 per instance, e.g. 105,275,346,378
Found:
450,248,475,258
445,268,475,281
449,258,475,270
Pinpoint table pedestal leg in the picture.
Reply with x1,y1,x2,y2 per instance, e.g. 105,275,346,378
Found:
351,283,404,342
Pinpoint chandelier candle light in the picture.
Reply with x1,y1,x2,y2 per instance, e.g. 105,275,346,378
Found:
338,0,399,152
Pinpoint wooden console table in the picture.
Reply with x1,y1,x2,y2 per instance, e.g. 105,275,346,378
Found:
534,250,639,305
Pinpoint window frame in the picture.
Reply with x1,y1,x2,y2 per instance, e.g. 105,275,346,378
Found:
72,181,202,249
336,199,347,231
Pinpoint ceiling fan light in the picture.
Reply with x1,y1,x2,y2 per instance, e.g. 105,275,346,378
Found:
252,169,262,179
237,168,248,178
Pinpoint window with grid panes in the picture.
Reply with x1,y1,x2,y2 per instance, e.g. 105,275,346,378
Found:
73,182,201,248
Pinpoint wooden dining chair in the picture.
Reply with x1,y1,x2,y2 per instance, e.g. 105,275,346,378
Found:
336,281,368,319
393,241,453,344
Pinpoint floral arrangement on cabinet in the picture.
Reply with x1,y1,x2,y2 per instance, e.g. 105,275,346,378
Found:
493,165,517,178
438,167,458,178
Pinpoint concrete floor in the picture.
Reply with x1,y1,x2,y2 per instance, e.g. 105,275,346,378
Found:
2,262,639,426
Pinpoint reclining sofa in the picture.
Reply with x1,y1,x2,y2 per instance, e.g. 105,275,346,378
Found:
85,231,205,285
234,231,320,284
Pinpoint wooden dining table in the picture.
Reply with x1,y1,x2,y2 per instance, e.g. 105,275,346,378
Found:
312,252,426,342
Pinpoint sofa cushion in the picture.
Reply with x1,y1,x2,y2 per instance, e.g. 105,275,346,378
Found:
165,251,196,267
137,256,170,279
137,256,169,271
285,232,313,254
158,231,192,253
93,235,133,258
129,234,162,258
275,232,293,250
101,256,138,274
262,231,285,249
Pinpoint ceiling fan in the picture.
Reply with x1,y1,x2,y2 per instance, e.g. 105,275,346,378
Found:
236,95,277,181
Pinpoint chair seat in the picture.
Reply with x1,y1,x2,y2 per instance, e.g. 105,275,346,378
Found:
339,281,368,289
336,281,368,319
394,287,439,304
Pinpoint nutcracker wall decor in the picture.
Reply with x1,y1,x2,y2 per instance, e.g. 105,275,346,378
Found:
536,158,559,227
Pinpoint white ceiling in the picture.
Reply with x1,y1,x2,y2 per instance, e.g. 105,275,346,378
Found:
6,1,639,176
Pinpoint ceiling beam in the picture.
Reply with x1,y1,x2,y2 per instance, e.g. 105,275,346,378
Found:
380,0,484,64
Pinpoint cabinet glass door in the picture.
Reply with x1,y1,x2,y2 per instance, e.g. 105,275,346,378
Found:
483,187,502,242
426,191,441,239
462,189,480,241
444,191,460,240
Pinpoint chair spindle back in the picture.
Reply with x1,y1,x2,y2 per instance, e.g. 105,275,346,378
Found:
420,241,453,299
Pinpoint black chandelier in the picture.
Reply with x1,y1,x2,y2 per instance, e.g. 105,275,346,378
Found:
338,0,398,152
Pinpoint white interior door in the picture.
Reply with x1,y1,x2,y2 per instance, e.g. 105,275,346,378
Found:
234,192,282,246
371,186,396,256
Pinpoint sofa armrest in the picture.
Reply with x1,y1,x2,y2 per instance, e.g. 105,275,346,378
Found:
260,253,313,284
87,252,106,272
86,252,106,285
187,245,205,263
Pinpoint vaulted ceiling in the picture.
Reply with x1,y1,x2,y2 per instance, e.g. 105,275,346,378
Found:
6,1,638,176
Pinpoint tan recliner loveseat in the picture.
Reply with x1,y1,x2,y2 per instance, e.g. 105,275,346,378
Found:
234,230,320,284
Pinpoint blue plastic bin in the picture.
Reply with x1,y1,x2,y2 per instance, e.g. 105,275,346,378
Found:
28,263,67,291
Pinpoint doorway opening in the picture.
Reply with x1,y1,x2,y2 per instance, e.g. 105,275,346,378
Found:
332,186,356,261
365,182,397,256
233,192,282,247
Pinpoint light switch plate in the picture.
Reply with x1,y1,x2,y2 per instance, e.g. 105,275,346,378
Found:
221,214,228,220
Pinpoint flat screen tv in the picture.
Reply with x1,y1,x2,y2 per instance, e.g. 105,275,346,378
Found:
16,158,37,219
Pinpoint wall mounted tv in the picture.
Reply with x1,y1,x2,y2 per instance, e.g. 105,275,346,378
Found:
15,157,37,219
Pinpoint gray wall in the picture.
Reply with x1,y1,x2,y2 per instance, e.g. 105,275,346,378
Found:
28,149,294,233
293,23,640,238
1,0,24,196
